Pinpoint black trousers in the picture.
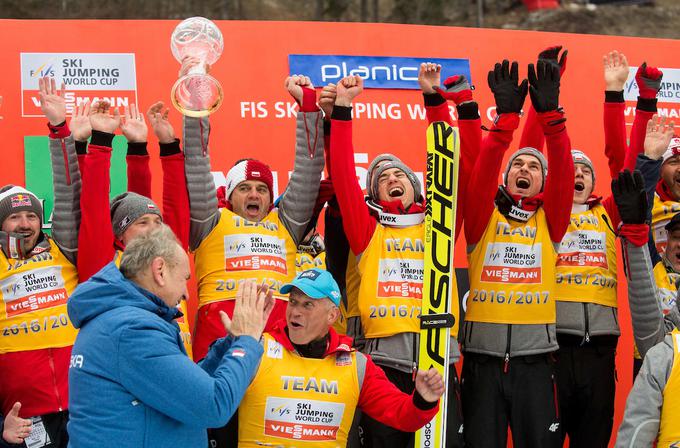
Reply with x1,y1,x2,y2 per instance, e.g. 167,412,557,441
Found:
461,352,561,448
555,336,617,448
14,411,69,448
359,364,463,448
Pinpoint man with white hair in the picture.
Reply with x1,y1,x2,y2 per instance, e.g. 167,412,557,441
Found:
67,225,271,448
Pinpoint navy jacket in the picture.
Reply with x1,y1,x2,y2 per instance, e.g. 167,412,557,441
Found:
67,263,262,448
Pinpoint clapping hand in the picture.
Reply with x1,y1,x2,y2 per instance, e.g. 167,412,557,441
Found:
220,279,275,340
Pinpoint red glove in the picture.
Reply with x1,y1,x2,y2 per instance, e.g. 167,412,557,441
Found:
538,45,567,76
433,75,473,105
635,62,663,99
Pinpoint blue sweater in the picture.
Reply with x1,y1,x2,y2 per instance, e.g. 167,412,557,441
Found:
67,263,262,448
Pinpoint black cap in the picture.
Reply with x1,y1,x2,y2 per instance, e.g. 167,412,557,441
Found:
665,212,680,231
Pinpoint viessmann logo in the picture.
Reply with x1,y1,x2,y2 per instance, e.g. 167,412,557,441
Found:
289,55,471,90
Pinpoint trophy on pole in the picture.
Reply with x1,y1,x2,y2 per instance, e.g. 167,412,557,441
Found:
170,17,224,117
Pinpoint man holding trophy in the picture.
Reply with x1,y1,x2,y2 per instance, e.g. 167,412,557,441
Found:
174,17,326,362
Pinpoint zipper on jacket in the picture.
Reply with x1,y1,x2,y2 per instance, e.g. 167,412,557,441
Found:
582,303,590,345
503,325,512,374
48,348,64,411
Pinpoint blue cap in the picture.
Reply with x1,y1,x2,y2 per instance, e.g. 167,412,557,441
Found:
280,268,341,306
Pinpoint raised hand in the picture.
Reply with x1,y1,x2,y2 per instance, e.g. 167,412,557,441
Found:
220,279,274,340
70,100,92,141
434,74,473,105
38,76,66,125
146,101,176,144
528,59,561,113
538,45,568,75
335,75,364,107
611,169,647,225
2,402,32,444
89,100,120,134
644,114,675,160
487,60,528,114
636,62,663,100
178,55,203,78
603,50,630,92
120,104,148,143
285,74,314,105
414,368,446,403
418,62,441,94
319,83,337,120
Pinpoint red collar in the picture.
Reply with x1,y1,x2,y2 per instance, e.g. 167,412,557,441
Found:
268,319,354,356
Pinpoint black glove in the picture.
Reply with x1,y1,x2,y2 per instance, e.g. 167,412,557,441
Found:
528,60,560,113
487,60,528,114
538,45,568,75
611,169,647,224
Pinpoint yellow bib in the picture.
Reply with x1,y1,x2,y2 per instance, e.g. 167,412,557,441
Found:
658,330,680,447
239,333,361,447
357,223,424,338
554,205,618,308
654,261,679,314
467,208,557,325
0,239,79,353
652,195,680,256
114,250,193,357
194,208,297,307
296,251,327,274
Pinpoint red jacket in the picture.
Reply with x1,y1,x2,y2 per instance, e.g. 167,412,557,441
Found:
464,111,574,246
77,139,190,282
330,99,480,256
267,321,439,432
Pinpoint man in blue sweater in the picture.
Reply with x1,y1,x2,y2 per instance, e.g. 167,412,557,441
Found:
66,225,272,448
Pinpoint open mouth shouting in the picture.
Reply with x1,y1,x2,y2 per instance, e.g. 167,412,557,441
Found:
574,181,585,192
515,178,531,190
388,186,404,198
244,202,261,219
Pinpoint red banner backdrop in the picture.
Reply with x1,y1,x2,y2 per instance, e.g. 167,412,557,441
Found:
2,19,680,444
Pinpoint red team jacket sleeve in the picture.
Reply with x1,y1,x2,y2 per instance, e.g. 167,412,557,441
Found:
603,98,627,176
625,99,657,171
538,111,574,243
455,103,482,241
77,141,116,282
161,153,191,250
518,105,546,151
330,110,377,255
126,154,152,199
357,355,439,432
464,113,521,245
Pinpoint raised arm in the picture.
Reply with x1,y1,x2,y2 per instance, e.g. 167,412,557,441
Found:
120,104,152,198
148,101,191,250
464,60,527,245
519,46,567,151
330,76,377,255
602,50,629,176
39,77,83,266
180,57,220,251
625,63,663,170
613,169,670,358
76,100,121,281
527,60,573,242
276,76,325,246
